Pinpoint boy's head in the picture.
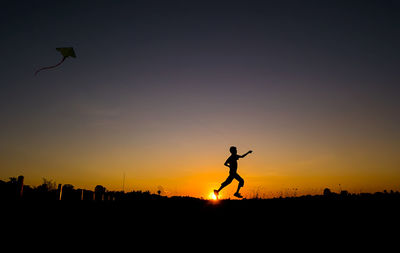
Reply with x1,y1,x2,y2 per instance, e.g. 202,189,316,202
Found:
229,146,237,154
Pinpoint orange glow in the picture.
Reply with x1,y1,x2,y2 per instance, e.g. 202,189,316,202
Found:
208,191,219,200
2,126,400,198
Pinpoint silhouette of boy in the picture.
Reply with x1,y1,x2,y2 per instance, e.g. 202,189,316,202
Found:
214,146,252,198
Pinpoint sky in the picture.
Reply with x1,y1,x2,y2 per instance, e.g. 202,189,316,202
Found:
1,0,400,198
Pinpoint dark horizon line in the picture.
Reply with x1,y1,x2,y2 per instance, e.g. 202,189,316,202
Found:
1,175,399,201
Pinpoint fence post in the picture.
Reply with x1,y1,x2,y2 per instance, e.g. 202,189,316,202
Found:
57,184,62,200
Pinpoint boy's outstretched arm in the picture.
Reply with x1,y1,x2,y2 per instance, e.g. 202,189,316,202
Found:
239,150,253,158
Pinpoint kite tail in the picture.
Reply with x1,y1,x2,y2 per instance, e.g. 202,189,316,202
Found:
34,56,66,76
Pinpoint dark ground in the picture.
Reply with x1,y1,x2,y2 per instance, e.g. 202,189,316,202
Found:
3,196,399,246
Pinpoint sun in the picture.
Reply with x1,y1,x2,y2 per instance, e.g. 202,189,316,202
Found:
209,192,220,201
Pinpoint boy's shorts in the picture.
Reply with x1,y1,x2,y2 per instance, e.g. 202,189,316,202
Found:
221,172,244,187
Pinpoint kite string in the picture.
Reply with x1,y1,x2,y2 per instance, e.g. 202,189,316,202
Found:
34,56,66,76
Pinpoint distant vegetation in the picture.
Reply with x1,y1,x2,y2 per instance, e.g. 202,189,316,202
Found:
1,175,399,202
0,176,166,202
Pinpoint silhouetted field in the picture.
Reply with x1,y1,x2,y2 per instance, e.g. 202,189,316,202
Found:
2,176,399,244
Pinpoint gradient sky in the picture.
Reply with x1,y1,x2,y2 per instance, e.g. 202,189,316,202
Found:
1,0,400,198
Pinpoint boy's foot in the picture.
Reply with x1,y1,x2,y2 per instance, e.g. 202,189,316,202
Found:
214,190,219,199
234,192,243,198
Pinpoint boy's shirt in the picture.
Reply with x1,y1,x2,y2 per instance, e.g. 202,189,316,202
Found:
226,154,240,173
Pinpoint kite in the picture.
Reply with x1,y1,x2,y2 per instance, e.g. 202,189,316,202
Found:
34,47,76,76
